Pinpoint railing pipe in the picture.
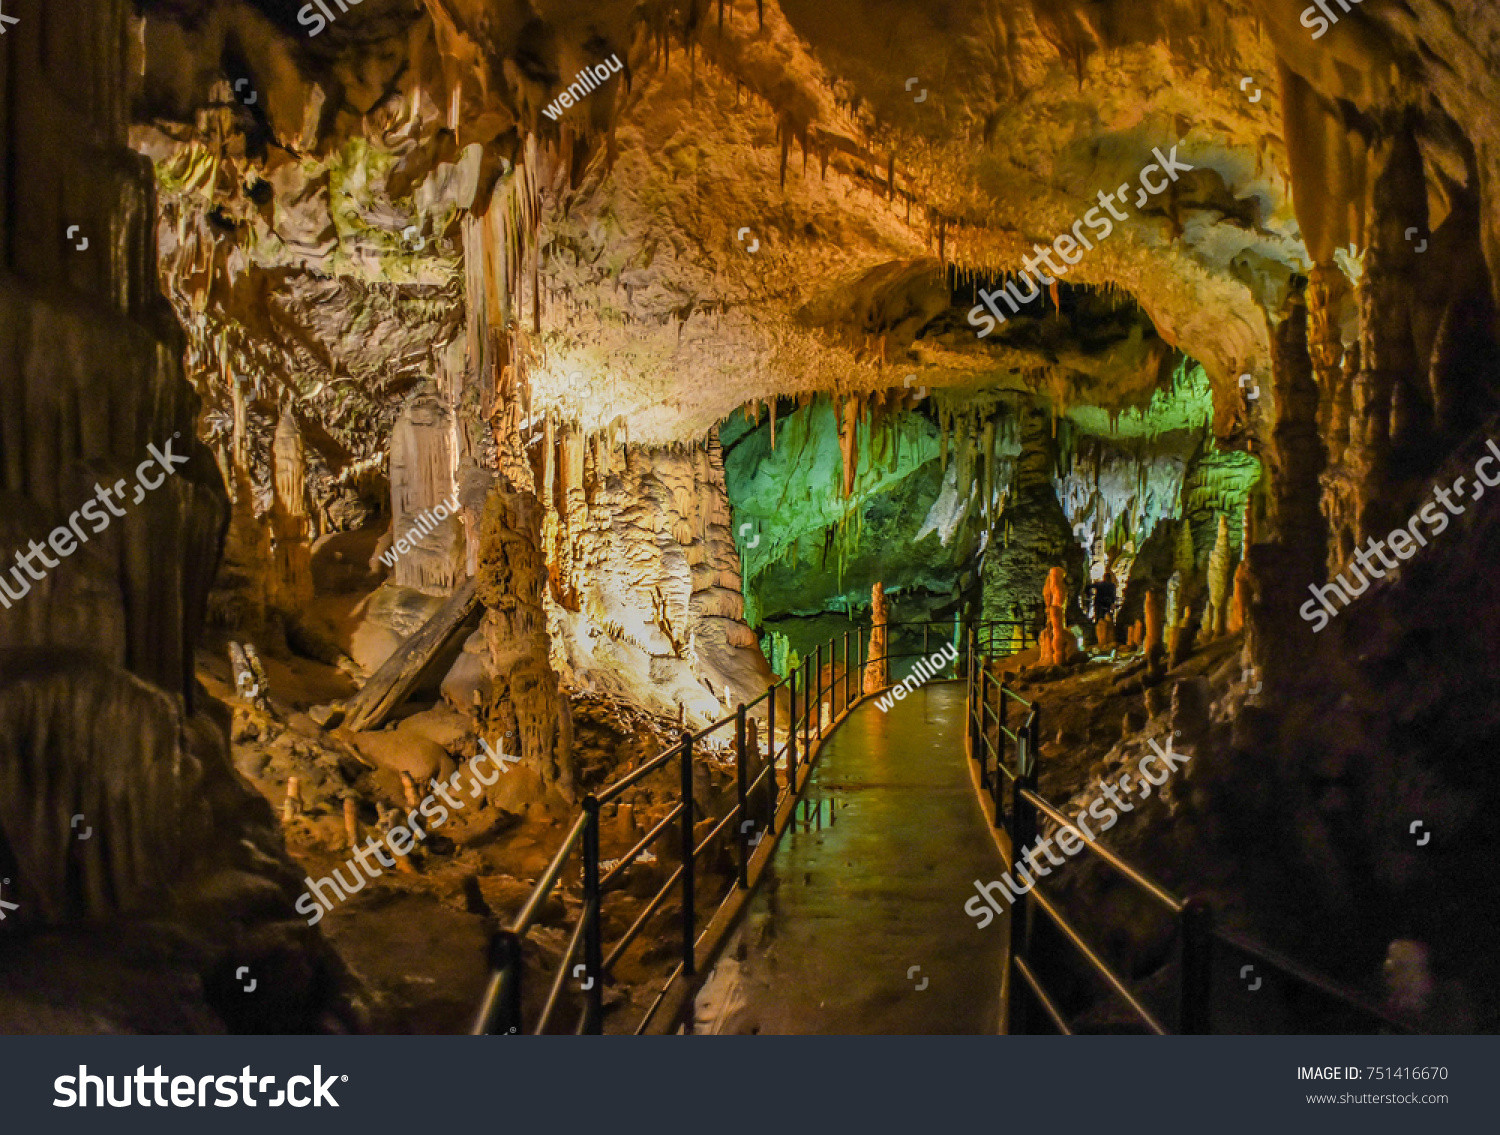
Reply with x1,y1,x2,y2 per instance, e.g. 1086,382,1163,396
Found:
680,732,695,976
786,666,798,791
509,812,588,934
1180,895,1213,1034
1007,707,1039,1034
994,680,1009,825
600,803,682,891
581,795,603,1034
767,676,778,805
735,703,749,889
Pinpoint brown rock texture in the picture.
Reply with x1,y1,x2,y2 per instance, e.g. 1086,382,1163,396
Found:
0,0,356,1033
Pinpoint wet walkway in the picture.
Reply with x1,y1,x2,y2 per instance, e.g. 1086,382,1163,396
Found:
691,682,1009,1034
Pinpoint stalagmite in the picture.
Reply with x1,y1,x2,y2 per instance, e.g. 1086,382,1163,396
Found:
1144,589,1164,676
1207,514,1232,637
282,777,301,822
1229,558,1252,635
863,582,890,694
1169,605,1197,669
343,796,360,851
1042,567,1074,666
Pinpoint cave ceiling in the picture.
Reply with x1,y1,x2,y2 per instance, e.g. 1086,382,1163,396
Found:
130,0,1493,457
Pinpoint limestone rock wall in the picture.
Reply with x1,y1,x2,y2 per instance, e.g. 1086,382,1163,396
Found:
981,404,1088,629
545,433,774,727
0,0,355,1032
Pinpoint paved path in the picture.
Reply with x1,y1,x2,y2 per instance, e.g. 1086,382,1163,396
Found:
691,682,1009,1034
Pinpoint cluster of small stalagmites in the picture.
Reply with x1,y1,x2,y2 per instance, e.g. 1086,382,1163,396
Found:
225,663,445,866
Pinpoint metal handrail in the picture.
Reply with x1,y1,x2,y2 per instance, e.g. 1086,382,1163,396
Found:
510,812,588,935
1020,788,1183,914
475,613,958,1035
965,632,1417,1037
1027,885,1168,1035
600,803,682,891
596,741,683,805
535,902,592,1034
1211,927,1415,1034
1013,957,1071,1034
603,864,686,973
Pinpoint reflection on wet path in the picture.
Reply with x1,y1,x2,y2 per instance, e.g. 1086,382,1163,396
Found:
692,683,1008,1034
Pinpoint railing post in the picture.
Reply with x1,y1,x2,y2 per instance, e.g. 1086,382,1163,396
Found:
767,680,778,804
857,626,864,696
968,629,981,767
994,682,1009,825
1028,701,1042,780
680,732,696,976
1180,896,1214,1034
480,928,524,1034
972,669,986,784
1007,709,1039,1035
735,703,749,889
786,667,798,791
842,631,850,712
802,655,811,756
815,642,823,736
581,795,604,1033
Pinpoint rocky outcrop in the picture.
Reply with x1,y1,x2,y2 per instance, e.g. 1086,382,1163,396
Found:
982,404,1087,628
545,434,773,727
0,0,356,1033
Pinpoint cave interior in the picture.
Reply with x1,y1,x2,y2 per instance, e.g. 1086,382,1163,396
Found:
1,0,1498,1034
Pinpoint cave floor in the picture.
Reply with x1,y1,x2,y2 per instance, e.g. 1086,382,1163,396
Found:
1002,634,1244,805
689,682,1009,1034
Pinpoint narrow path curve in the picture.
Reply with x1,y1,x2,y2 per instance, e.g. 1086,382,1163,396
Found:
691,682,1009,1034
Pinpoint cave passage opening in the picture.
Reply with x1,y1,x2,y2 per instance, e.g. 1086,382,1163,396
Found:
718,347,1262,678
